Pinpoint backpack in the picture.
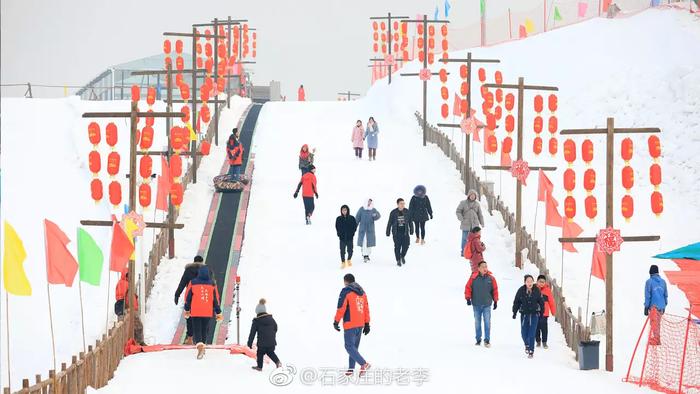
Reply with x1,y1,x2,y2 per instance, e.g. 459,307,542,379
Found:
463,241,473,259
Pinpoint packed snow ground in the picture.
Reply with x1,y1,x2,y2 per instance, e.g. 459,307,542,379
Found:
98,98,654,392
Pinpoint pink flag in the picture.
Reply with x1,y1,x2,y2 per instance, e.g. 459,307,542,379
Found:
500,150,512,167
452,94,461,116
562,220,583,252
591,244,607,280
578,2,588,17
545,194,563,227
371,62,378,84
537,169,555,203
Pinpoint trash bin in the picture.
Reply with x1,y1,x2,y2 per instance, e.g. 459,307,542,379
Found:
579,340,600,370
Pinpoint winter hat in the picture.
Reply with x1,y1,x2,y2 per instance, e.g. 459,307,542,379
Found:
413,185,426,198
255,298,267,314
649,265,659,275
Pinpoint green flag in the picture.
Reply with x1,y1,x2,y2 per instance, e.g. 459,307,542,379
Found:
554,6,563,21
78,228,104,286
480,0,486,16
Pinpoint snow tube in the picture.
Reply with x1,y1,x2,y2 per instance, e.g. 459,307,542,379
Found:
214,174,249,193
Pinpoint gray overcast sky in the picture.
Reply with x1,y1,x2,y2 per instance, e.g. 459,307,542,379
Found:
1,0,564,100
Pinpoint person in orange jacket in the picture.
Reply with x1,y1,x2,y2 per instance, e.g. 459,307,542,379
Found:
333,274,371,377
293,165,318,225
114,271,145,345
536,274,556,349
298,84,305,101
464,226,486,272
184,267,223,359
226,128,244,181
464,261,499,347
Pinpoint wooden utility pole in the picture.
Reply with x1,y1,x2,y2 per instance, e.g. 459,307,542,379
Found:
481,77,558,268
437,52,500,194
337,91,360,101
558,117,661,372
369,12,409,84
80,103,185,340
399,15,450,147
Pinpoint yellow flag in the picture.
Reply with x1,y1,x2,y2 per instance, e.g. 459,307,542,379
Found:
123,218,138,260
186,122,197,141
525,18,535,34
3,221,32,296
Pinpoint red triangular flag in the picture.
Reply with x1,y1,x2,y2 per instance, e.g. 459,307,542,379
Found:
452,94,461,117
591,244,607,280
537,169,554,202
155,156,171,211
500,150,512,166
44,219,79,287
519,25,527,38
545,193,563,227
371,62,378,84
562,220,583,253
110,220,135,272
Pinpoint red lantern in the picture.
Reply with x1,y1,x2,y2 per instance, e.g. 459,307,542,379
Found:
175,73,184,87
417,24,423,35
372,43,378,52
564,139,576,164
170,183,184,207
217,77,225,93
487,135,498,153
548,116,558,133
200,140,211,156
164,57,172,68
417,37,424,49
505,93,514,111
439,69,447,83
88,151,101,174
441,39,448,51
170,127,186,151
621,166,634,191
459,65,468,79
105,123,117,147
205,43,213,58
480,85,489,98
90,179,103,202
584,169,596,193
88,122,101,145
494,106,502,120
441,24,448,36
533,116,543,133
621,138,633,162
439,86,448,100
139,155,153,180
548,94,558,112
460,99,468,115
139,183,151,208
457,82,467,97
582,139,594,164
505,115,514,133
533,137,543,155
175,39,183,54
648,135,661,161
372,21,378,30
428,25,435,36
621,195,634,221
147,87,156,106
478,68,486,82
585,195,597,220
145,112,154,127
130,85,140,102
549,138,558,155
495,89,503,103
205,58,213,74
139,126,154,151
486,113,497,130
494,71,503,85
170,154,183,178
176,56,184,71
109,181,122,207
418,51,425,63
180,105,191,123
107,152,120,177
163,40,172,54
649,164,661,189
201,104,211,123
441,104,449,119
218,44,226,59
428,53,435,64
502,137,513,154
564,196,576,221
534,95,543,113
563,169,576,193
179,83,190,101
651,191,663,216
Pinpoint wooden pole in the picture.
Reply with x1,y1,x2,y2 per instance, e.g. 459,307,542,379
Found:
604,116,614,371
465,52,472,193
128,101,138,340
45,282,57,373
422,15,428,147
515,77,525,268
678,310,693,393
105,268,111,333
213,18,220,147
227,16,232,110
78,281,87,353
191,26,199,184
166,63,176,259
5,292,11,392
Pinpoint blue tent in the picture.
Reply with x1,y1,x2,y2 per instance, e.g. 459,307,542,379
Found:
653,242,700,260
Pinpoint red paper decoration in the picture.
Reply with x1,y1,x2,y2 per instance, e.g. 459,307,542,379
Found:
563,169,576,193
649,163,661,189
584,169,596,193
621,166,634,191
139,155,153,180
585,195,597,220
533,137,543,155
139,183,151,208
106,123,117,147
107,152,120,177
621,138,633,163
88,151,101,174
91,179,103,202
510,160,531,185
534,95,543,113
564,196,576,221
621,195,634,221
109,181,122,207
651,191,663,216
582,139,594,164
596,227,624,254
648,135,661,161
88,122,101,145
563,139,576,164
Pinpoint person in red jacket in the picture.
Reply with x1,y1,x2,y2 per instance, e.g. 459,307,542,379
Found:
536,274,556,349
184,267,223,359
333,274,371,377
293,165,318,225
114,271,145,345
464,261,499,347
298,85,305,101
463,226,486,272
226,128,244,181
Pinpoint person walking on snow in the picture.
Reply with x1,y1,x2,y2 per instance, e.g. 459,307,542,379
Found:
247,299,282,371
184,266,222,359
464,227,486,272
352,120,365,159
293,165,318,225
409,185,433,245
386,198,414,267
512,274,544,359
298,84,305,101
465,261,499,347
333,274,371,377
364,117,379,161
535,274,556,349
356,198,381,263
226,128,244,181
456,189,484,256
298,144,315,175
336,205,358,269
645,264,668,345
115,271,145,345
174,255,219,345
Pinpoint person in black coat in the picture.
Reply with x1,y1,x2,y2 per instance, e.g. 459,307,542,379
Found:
336,205,358,269
247,299,282,371
512,274,545,358
174,256,218,345
386,198,414,267
408,185,433,245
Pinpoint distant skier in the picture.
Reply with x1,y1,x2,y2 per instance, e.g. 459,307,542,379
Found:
535,274,556,349
333,274,371,377
298,84,305,101
512,274,544,358
465,261,499,347
456,189,484,256
247,299,282,371
645,264,668,346
352,120,365,158
293,165,318,225
298,144,315,175
356,198,381,263
115,271,145,345
174,255,219,345
364,117,379,161
336,205,358,269
226,128,244,181
184,267,222,359
409,185,433,245
386,198,414,267
464,227,486,272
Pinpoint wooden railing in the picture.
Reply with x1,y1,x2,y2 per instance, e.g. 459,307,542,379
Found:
414,112,590,359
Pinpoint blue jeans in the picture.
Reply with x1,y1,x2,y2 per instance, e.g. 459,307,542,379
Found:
343,327,366,369
227,164,241,180
473,305,491,342
520,314,539,352
461,230,469,254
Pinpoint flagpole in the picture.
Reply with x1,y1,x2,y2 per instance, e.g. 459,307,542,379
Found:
106,271,111,333
45,282,57,373
5,291,12,392
78,281,87,353
585,259,593,327
560,214,565,289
